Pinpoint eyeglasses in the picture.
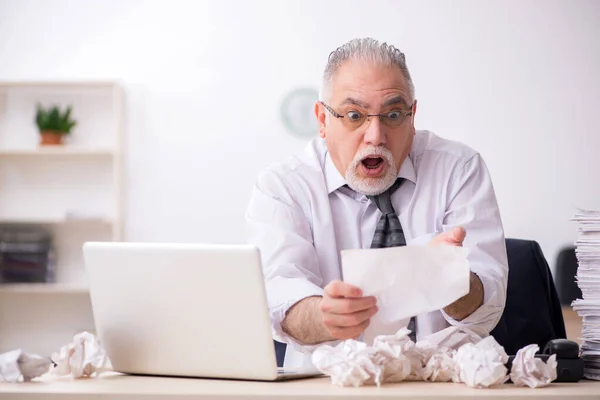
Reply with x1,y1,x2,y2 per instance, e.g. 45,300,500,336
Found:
320,101,414,130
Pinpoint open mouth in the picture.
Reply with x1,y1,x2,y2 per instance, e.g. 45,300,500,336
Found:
361,157,384,170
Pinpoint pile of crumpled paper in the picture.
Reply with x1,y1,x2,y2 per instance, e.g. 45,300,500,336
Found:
0,331,112,383
312,326,557,389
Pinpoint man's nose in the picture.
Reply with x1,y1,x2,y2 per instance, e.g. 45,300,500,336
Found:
363,116,386,146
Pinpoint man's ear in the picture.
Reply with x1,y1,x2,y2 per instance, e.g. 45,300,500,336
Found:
411,99,418,135
315,101,327,138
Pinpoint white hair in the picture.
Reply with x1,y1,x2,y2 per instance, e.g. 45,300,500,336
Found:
320,37,415,102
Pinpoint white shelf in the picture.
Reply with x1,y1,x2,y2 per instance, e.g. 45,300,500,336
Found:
0,80,119,89
0,79,124,354
0,217,115,225
0,282,89,294
0,147,115,156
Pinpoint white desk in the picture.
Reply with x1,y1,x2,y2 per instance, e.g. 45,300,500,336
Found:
1,373,600,400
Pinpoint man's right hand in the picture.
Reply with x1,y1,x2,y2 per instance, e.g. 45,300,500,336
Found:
320,280,378,340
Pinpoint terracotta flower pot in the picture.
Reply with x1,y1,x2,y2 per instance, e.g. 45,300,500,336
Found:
39,130,65,146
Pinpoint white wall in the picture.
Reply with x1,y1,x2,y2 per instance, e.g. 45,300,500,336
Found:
1,0,599,270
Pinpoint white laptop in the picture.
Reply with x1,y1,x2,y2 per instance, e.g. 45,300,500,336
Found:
82,242,321,381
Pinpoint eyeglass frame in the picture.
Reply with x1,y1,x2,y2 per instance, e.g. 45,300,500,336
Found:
319,100,415,129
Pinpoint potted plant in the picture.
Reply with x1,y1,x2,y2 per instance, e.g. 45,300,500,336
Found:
35,104,77,145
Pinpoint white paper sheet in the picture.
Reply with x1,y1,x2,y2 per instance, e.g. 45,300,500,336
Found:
341,244,470,326
571,208,600,380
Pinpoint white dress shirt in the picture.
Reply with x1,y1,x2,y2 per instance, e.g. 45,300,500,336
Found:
245,130,508,368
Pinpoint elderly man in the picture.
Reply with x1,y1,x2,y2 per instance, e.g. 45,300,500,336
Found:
246,38,508,368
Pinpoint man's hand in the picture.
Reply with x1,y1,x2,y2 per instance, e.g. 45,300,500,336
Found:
429,226,466,246
320,280,378,341
280,281,377,345
430,226,484,321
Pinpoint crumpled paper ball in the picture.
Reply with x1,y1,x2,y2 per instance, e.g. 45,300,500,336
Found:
311,339,384,387
453,336,509,388
313,326,485,387
372,327,415,382
314,327,445,386
423,347,458,382
373,327,464,383
0,349,51,382
313,326,556,389
509,344,557,388
51,332,112,379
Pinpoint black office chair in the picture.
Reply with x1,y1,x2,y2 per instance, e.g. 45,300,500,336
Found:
554,245,582,306
274,340,286,368
274,238,567,366
490,238,566,355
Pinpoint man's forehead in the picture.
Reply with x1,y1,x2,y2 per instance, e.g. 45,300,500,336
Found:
330,61,411,104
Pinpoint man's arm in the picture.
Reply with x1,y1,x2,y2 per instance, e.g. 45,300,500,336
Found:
429,227,485,321
246,170,377,349
281,282,378,345
281,296,331,345
443,272,484,320
438,154,509,336
246,170,325,350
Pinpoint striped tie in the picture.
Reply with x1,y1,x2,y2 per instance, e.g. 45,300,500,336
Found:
367,178,417,342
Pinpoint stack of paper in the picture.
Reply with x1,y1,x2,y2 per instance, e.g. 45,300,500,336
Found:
571,208,600,380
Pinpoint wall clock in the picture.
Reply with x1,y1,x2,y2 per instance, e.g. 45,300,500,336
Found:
280,87,319,139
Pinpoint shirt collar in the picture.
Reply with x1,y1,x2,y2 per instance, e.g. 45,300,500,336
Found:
324,151,417,195
324,153,348,194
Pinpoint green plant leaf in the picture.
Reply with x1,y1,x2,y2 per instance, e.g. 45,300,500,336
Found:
34,103,77,134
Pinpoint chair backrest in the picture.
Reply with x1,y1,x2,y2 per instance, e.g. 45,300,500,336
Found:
490,238,567,354
274,340,286,367
554,245,582,306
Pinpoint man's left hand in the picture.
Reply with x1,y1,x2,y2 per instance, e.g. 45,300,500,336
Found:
429,226,466,247
429,226,484,321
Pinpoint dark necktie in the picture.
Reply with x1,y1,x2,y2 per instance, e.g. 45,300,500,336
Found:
367,178,417,341
368,178,406,248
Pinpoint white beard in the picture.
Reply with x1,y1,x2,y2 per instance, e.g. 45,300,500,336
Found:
345,146,398,196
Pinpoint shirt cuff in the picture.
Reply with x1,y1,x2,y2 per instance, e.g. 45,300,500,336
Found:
267,277,339,354
440,272,504,338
